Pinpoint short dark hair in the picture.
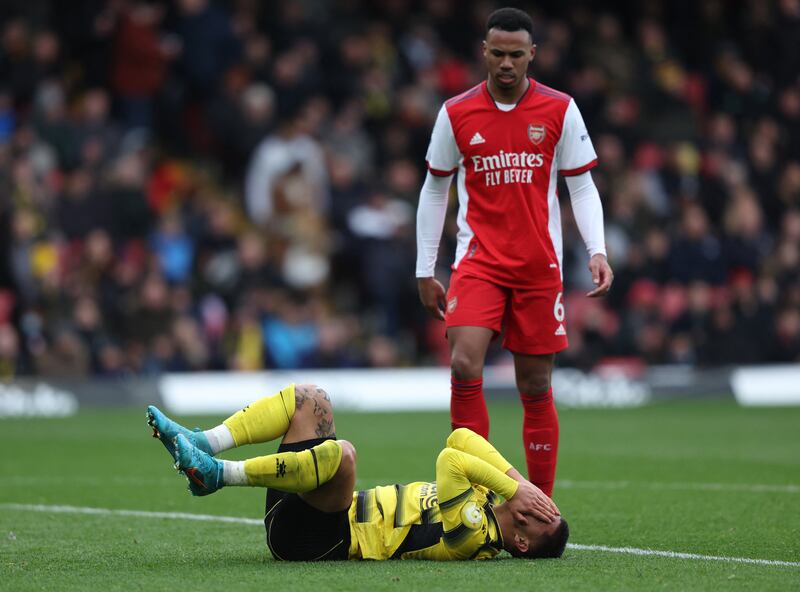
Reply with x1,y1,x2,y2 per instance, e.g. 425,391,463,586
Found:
529,517,569,559
511,517,570,559
486,7,534,42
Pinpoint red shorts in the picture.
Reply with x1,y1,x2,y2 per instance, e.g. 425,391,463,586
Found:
445,272,568,355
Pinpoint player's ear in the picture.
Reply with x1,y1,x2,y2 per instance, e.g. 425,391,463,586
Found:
529,44,537,63
514,533,530,554
481,40,488,56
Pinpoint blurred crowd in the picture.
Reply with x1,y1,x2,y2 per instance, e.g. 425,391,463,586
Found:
0,0,798,380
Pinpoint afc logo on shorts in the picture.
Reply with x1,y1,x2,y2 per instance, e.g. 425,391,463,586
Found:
528,123,546,144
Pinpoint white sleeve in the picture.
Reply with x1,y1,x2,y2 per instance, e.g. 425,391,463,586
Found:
415,172,453,277
245,142,275,225
556,99,598,176
425,105,461,175
565,171,606,257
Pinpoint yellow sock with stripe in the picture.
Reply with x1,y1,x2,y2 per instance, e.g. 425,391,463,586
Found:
222,440,343,490
218,384,297,449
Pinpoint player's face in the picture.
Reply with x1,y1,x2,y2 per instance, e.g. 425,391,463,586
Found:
512,516,561,556
482,29,535,91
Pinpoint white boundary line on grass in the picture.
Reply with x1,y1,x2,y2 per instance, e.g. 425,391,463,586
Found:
567,544,800,567
0,503,262,526
557,480,800,494
2,503,798,568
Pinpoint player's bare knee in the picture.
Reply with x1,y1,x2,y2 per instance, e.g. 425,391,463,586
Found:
518,376,551,398
451,352,482,380
294,384,336,438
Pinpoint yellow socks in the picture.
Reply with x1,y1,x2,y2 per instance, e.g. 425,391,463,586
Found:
238,440,343,491
223,384,297,447
210,384,343,491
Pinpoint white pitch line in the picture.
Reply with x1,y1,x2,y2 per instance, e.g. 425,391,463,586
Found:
557,480,800,494
0,503,262,526
567,544,800,568
1,503,798,568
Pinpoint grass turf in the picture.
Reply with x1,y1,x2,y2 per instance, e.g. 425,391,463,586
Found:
1,399,799,591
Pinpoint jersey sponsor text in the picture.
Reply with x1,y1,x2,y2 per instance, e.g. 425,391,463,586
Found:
472,150,544,187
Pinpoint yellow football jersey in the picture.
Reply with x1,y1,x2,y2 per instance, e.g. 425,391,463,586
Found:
347,481,503,560
347,429,519,561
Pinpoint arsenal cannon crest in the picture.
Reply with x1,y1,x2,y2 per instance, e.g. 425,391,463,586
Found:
528,123,546,144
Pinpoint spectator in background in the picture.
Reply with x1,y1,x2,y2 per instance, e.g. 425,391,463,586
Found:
262,291,319,369
209,81,275,180
245,101,328,227
111,0,171,130
0,323,26,379
155,0,241,153
347,187,413,336
33,81,76,169
669,203,726,285
34,327,89,378
74,88,119,169
772,307,800,362
173,0,240,99
125,273,174,348
723,188,771,274
151,213,194,284
56,168,107,240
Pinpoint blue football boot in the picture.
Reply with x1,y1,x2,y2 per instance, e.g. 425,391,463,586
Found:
174,433,224,496
146,405,213,459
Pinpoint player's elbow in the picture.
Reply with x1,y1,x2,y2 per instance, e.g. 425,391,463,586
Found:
335,439,357,482
447,427,477,451
436,447,459,473
338,440,357,469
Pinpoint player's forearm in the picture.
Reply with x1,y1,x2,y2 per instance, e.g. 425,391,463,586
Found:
446,428,513,475
436,447,518,504
415,172,452,277
566,171,606,257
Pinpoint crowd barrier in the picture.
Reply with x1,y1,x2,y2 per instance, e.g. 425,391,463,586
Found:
2,364,797,417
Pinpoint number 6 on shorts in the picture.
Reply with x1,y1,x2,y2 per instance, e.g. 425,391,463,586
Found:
553,292,565,322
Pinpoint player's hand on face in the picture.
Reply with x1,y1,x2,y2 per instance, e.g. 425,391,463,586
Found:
417,277,447,321
507,481,561,525
587,254,613,298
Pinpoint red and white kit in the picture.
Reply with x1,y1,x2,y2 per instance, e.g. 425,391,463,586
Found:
416,78,605,354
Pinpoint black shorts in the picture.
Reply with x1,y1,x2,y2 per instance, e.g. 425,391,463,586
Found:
264,437,351,561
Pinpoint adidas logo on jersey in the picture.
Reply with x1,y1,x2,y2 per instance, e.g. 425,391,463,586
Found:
555,324,566,336
469,132,486,145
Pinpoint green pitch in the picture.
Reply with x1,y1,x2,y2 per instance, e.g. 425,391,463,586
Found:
1,399,798,591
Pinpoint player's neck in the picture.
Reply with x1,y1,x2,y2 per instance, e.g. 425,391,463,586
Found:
486,76,530,106
492,504,517,553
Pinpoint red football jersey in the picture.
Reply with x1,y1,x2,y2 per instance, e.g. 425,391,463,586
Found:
424,78,597,289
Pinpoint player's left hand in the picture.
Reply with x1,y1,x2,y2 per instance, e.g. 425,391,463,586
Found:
586,253,613,298
507,481,561,525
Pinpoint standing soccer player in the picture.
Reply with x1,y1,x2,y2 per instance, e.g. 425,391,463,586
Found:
416,8,613,497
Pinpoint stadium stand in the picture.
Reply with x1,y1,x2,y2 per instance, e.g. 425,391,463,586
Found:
0,0,798,379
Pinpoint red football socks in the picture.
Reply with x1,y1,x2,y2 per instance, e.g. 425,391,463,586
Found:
520,388,559,497
450,377,489,438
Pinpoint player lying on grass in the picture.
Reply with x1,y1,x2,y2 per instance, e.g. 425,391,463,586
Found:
147,383,567,561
